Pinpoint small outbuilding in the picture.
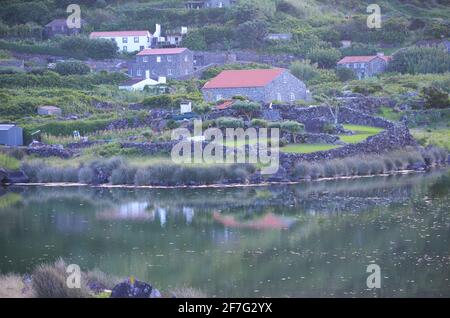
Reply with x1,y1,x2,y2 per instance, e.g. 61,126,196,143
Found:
0,124,23,146
38,105,62,116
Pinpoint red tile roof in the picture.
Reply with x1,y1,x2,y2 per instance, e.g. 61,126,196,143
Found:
90,30,150,38
203,68,285,89
137,48,187,56
338,55,392,64
216,100,234,110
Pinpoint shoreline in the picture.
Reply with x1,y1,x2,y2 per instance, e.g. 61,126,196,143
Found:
4,168,434,190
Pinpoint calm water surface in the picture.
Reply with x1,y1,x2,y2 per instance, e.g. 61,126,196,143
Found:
1,169,449,297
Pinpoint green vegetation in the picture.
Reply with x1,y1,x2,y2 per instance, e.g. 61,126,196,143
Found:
292,147,448,180
340,125,384,144
281,144,340,154
0,153,20,170
411,128,450,151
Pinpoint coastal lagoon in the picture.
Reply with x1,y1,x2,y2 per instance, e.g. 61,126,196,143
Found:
1,170,449,297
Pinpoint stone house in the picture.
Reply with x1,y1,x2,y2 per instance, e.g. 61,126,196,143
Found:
128,48,194,80
185,0,235,9
202,68,308,104
337,53,392,80
44,18,84,38
89,30,152,53
416,39,450,54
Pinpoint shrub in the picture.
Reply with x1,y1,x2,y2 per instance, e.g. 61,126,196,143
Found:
78,167,94,184
231,101,260,120
307,48,342,69
323,162,336,178
308,164,323,179
215,117,244,128
62,167,79,183
134,168,152,186
342,158,358,176
336,67,356,82
37,167,63,183
0,153,20,170
368,160,385,175
111,165,137,185
289,60,320,83
389,46,450,74
55,61,90,76
20,161,41,182
250,118,268,127
356,161,370,176
422,86,450,109
280,121,304,133
383,158,395,172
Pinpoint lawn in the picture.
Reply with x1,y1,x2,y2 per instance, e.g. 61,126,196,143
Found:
280,144,340,154
0,153,20,170
340,125,383,144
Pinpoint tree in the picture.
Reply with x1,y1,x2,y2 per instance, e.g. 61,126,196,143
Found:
388,46,450,74
336,67,356,82
280,121,304,143
289,60,320,84
231,101,260,121
235,20,268,49
182,31,207,51
55,61,90,75
316,94,342,125
307,48,342,69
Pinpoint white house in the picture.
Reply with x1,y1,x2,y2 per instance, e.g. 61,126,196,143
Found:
118,77,167,91
89,30,152,53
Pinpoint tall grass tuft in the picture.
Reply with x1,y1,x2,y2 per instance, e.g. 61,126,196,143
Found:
32,259,91,298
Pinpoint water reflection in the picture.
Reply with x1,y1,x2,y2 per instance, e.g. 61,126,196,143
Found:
0,169,449,297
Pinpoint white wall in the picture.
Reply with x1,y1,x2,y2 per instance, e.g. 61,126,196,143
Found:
96,35,151,53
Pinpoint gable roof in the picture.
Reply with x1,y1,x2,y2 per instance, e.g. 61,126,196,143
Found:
90,30,150,38
203,68,285,89
137,48,187,56
337,55,392,64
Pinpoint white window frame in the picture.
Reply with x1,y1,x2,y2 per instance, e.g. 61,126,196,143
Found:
167,55,172,62
276,92,282,101
290,93,295,102
136,68,142,76
167,69,172,76
123,46,127,52
184,55,188,62
122,37,128,43
134,36,139,43
156,56,161,63
143,56,148,62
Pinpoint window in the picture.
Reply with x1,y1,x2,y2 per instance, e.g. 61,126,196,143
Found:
184,55,188,62
276,93,282,101
185,69,189,75
167,69,172,76
123,46,127,52
143,56,148,62
122,37,128,43
140,46,144,51
216,94,222,101
110,38,115,42
167,56,172,62
156,56,161,63
290,93,295,102
134,37,139,43
136,69,141,76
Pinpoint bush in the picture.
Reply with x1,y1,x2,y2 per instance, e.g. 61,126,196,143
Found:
307,48,342,69
78,167,94,184
422,86,450,109
231,101,260,120
55,61,90,76
289,60,320,84
336,67,356,82
0,153,20,170
215,117,244,128
280,121,304,133
111,165,137,185
389,46,450,74
250,118,268,127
